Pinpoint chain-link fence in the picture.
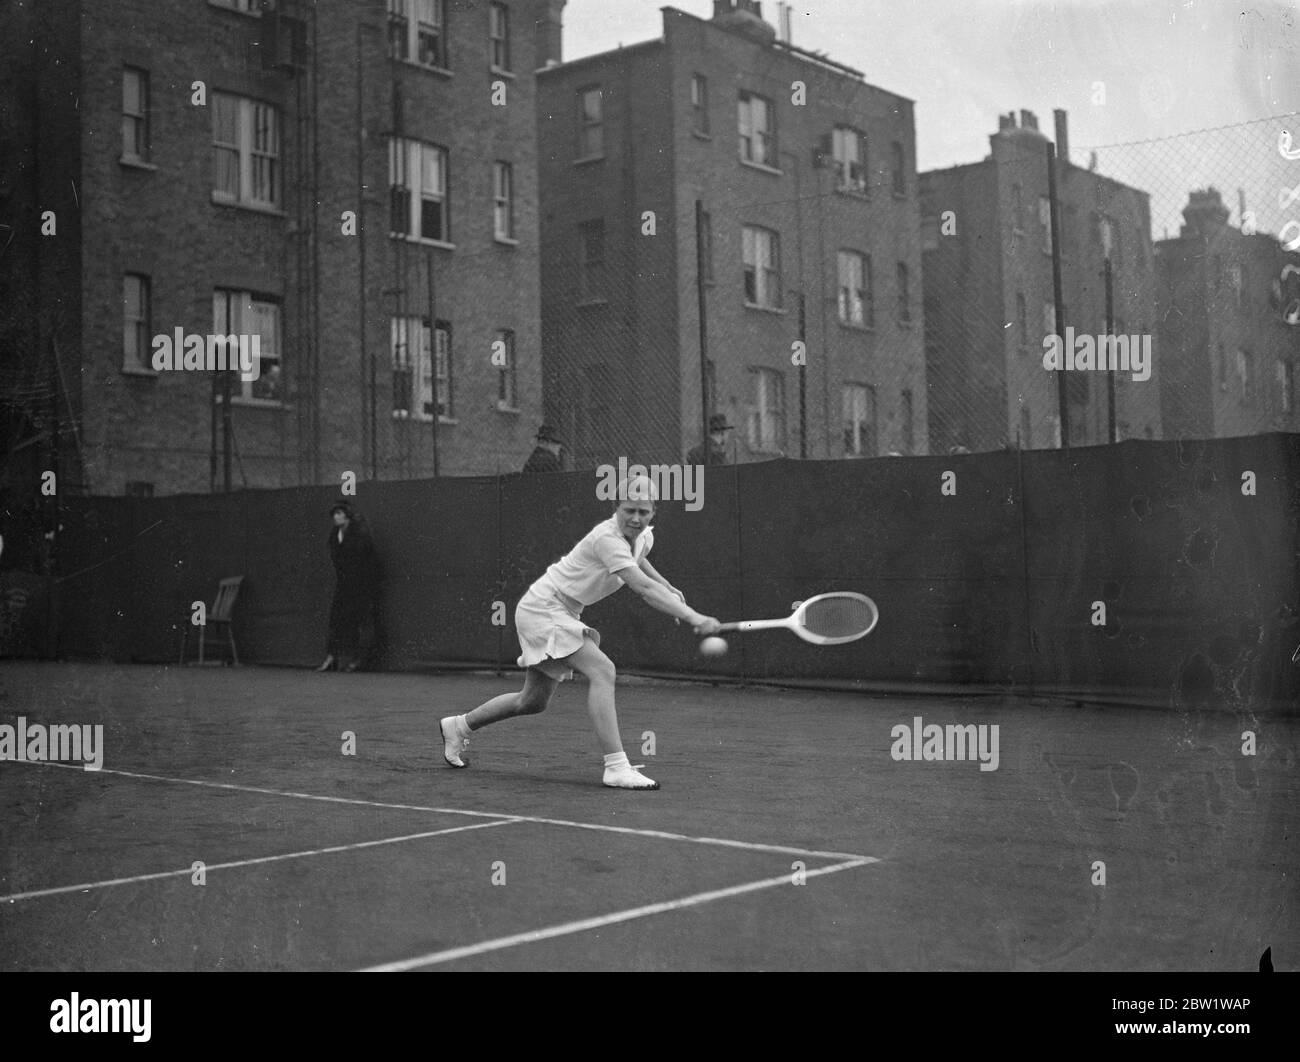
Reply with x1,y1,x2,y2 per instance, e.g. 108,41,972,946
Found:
1082,117,1300,444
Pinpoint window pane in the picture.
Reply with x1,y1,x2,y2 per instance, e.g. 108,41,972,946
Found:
417,320,434,415
421,198,444,241
124,275,141,317
248,302,281,400
247,300,278,354
123,70,142,114
425,147,444,200
213,94,238,145
435,322,451,415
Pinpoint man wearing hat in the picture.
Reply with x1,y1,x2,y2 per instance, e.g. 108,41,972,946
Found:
522,424,565,474
687,414,734,466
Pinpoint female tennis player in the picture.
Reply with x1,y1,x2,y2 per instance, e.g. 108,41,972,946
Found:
440,476,720,790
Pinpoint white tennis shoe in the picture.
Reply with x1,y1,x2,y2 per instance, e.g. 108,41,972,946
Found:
439,716,470,768
602,763,659,790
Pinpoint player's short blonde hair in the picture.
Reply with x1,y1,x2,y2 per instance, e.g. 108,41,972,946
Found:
614,475,658,503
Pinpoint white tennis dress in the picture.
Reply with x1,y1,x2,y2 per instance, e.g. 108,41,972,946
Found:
515,517,654,681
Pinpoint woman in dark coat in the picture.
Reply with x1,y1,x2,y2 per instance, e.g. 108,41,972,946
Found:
317,502,379,672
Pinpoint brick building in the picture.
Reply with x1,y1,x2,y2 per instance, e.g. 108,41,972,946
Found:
1155,188,1300,439
536,0,925,467
920,109,1161,452
0,0,557,499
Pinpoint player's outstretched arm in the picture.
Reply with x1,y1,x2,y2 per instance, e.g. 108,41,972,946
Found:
619,566,720,634
638,557,684,601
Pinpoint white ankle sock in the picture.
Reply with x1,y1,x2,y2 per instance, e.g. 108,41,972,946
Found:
603,751,630,771
455,714,472,737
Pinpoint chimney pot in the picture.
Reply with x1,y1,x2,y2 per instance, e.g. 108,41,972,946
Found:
1019,109,1038,131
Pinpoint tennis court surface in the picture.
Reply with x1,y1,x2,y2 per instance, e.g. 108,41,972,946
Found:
1,661,1295,971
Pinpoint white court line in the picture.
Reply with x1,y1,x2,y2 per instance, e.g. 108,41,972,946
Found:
18,762,872,862
0,819,519,904
361,857,876,971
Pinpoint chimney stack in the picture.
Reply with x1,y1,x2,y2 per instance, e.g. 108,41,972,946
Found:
1180,188,1230,237
1053,109,1069,164
998,113,1016,132
1019,109,1038,132
535,0,566,66
712,0,776,43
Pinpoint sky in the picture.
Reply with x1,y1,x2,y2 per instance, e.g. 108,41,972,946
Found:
560,0,1300,240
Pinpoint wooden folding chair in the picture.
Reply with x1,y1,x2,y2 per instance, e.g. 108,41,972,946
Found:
179,576,244,666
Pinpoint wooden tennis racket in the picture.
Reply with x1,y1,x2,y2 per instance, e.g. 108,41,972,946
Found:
714,591,879,645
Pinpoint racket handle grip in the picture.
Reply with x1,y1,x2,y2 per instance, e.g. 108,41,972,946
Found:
715,619,785,633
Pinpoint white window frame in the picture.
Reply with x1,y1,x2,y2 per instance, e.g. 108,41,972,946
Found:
738,92,776,167
837,250,866,326
434,319,452,418
832,127,867,194
748,368,786,453
489,2,510,72
389,136,450,243
496,328,517,410
390,316,450,419
390,316,420,419
842,383,876,457
743,225,781,309
493,161,514,241
123,273,150,372
577,86,603,159
213,288,282,402
212,93,280,209
122,67,149,162
388,0,447,69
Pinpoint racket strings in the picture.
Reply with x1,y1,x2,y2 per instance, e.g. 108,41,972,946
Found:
801,596,875,639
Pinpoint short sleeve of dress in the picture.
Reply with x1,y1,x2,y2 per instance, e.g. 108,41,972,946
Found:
593,530,638,574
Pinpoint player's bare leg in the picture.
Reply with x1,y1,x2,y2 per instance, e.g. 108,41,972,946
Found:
566,637,658,790
439,668,557,767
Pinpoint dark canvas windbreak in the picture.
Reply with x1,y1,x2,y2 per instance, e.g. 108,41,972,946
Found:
23,434,1298,713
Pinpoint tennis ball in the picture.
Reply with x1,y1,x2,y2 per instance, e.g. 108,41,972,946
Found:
700,636,728,656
